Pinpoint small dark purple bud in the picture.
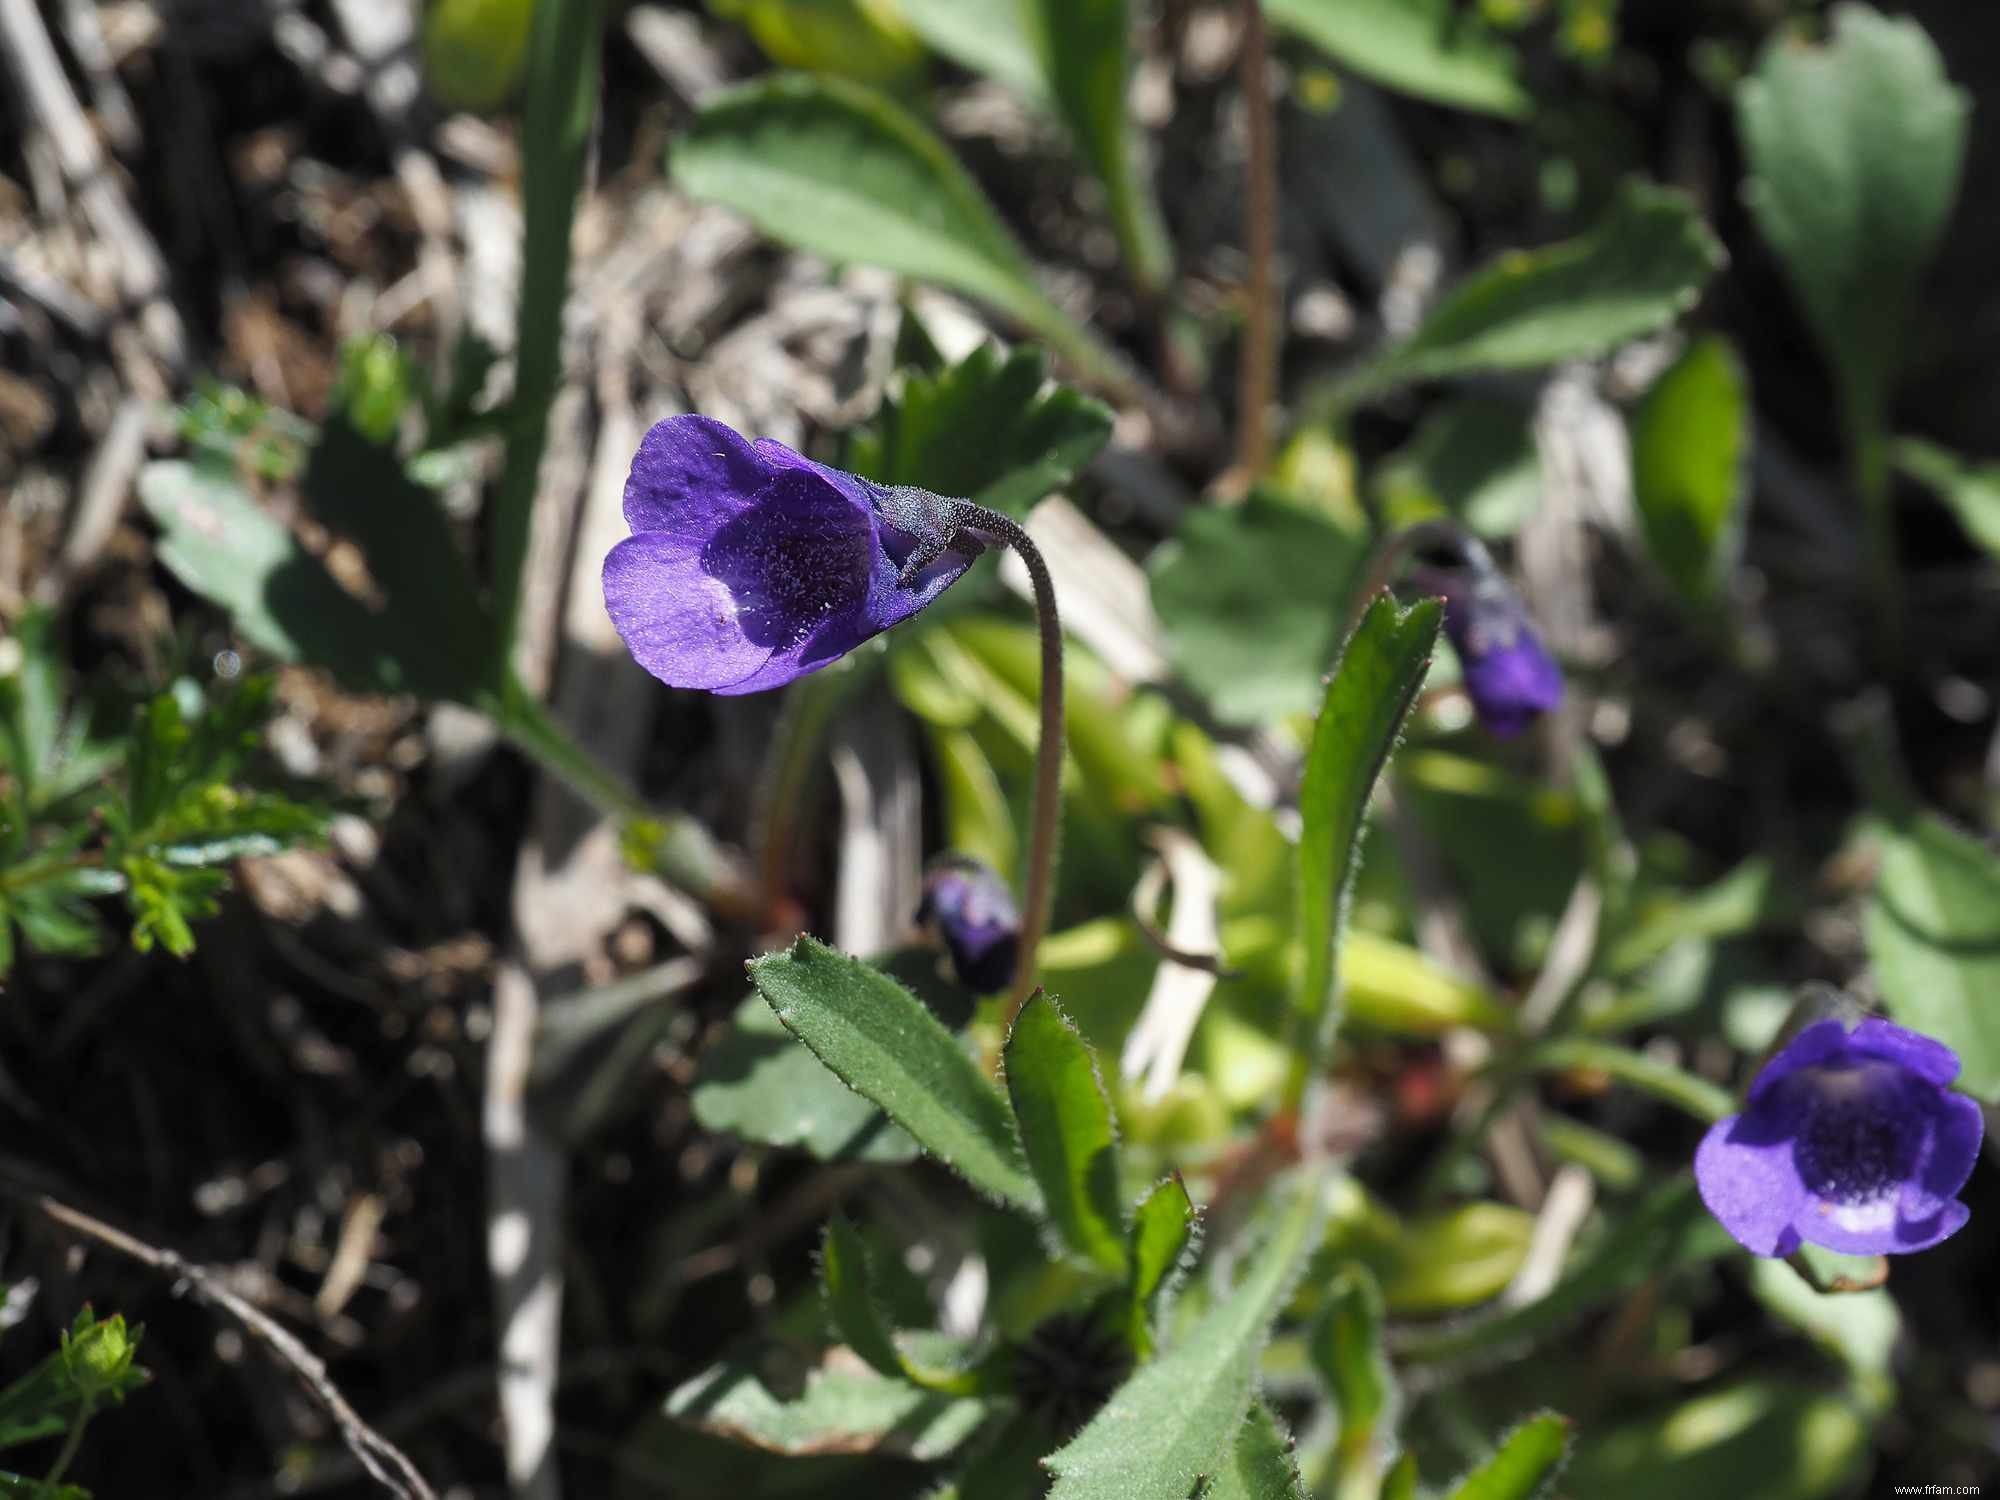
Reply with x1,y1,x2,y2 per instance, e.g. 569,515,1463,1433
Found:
917,856,1021,995
1412,552,1562,737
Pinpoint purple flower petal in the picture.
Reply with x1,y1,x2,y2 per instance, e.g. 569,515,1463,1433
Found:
1695,1112,1808,1257
1693,1014,1978,1258
623,414,772,533
605,416,984,694
1847,1017,1961,1087
919,857,1021,994
1745,1018,1851,1103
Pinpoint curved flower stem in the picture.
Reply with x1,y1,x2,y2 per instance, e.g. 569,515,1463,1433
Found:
962,505,1065,1025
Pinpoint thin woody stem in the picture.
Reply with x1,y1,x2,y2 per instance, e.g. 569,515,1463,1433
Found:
962,505,1065,1024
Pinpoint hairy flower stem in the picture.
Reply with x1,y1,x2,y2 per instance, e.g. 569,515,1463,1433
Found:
1234,0,1278,478
963,506,1065,1024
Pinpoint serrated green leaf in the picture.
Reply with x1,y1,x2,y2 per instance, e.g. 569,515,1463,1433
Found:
847,343,1113,519
1004,994,1127,1274
1864,813,2000,1102
749,937,1042,1211
1446,1412,1572,1500
1737,6,1968,435
1297,594,1442,1065
1897,439,2000,562
664,1348,989,1461
121,856,225,958
1206,1401,1305,1500
1394,1176,1732,1367
1340,181,1725,403
1630,335,1751,608
1045,1172,1322,1500
1264,0,1528,118
1125,1176,1195,1356
671,74,1130,393
1565,1380,1867,1500
1309,1264,1397,1476
695,996,918,1163
1149,492,1369,727
1025,0,1170,290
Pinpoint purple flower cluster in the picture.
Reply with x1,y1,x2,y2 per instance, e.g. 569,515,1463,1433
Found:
1694,1017,1981,1257
603,415,982,695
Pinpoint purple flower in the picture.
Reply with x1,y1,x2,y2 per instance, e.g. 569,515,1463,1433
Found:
1412,554,1562,737
917,857,1021,995
1694,1017,1982,1257
603,415,983,695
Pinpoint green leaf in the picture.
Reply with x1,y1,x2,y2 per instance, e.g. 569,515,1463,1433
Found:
139,459,485,701
821,1216,984,1396
847,342,1113,519
1149,492,1369,727
1896,438,2000,562
1125,1176,1195,1355
1747,1258,1899,1412
749,937,1042,1211
1445,1413,1572,1500
0,608,62,798
1044,1172,1323,1500
671,74,1130,393
1264,0,1528,118
1737,6,1968,434
664,1348,989,1461
1317,1185,1533,1315
300,414,498,697
1630,335,1751,609
1024,0,1170,290
1340,181,1725,403
1205,1401,1306,1500
1374,396,1540,541
1004,994,1128,1274
1343,932,1513,1037
1565,1380,1867,1500
1308,1264,1398,1483
1394,1176,1733,1367
1864,813,2000,1102
895,0,1044,99
695,996,918,1163
1296,594,1442,1063
121,856,225,958
1381,1454,1420,1500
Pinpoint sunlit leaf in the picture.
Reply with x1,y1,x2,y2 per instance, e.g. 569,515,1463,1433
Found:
1265,0,1529,118
1896,439,2000,562
749,937,1042,1210
1004,994,1128,1274
1445,1412,1572,1500
1630,335,1751,609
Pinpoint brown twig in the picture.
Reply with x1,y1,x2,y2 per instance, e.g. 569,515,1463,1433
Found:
1233,0,1278,479
34,1196,439,1500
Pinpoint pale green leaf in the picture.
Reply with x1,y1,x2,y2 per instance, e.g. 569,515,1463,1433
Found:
1205,1401,1306,1500
1565,1381,1867,1500
1297,594,1442,1061
1045,1173,1322,1500
664,1349,988,1461
1004,994,1128,1274
1024,0,1170,289
896,0,1045,100
1308,1264,1397,1471
1864,814,2000,1102
1149,492,1369,727
672,73,1128,391
1737,5,1969,431
1630,335,1751,608
1264,0,1528,118
1445,1412,1572,1500
1896,439,2000,562
749,937,1043,1210
1341,181,1725,402
1373,396,1540,541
